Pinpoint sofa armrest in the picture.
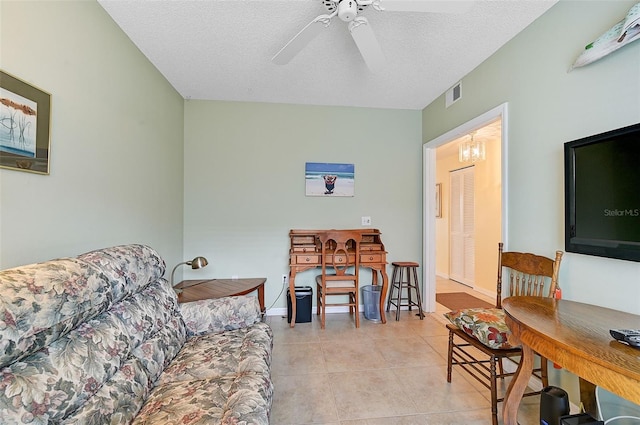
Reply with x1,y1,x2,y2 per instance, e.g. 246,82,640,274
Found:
179,295,262,337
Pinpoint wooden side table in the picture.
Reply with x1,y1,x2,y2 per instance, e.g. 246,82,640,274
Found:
174,278,266,312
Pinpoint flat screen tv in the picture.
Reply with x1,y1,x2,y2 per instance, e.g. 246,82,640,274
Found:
564,122,640,262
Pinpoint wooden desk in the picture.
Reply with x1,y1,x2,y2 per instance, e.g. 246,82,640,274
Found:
174,278,266,312
288,229,388,327
502,296,640,425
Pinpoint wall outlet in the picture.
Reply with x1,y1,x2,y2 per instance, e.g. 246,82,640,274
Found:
282,274,288,285
361,216,372,226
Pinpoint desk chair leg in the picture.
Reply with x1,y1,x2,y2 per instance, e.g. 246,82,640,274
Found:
316,285,327,329
354,292,360,328
321,291,326,329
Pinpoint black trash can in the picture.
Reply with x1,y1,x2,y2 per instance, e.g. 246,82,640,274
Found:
287,286,312,323
540,386,570,425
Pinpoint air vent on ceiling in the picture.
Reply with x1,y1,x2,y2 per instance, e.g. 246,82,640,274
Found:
445,81,462,108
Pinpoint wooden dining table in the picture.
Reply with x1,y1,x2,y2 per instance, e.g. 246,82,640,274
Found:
502,296,640,425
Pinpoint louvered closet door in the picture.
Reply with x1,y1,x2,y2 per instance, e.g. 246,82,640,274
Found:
449,167,475,286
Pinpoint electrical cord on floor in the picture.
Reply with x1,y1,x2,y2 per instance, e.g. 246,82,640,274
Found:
604,416,640,424
260,276,287,321
595,385,640,424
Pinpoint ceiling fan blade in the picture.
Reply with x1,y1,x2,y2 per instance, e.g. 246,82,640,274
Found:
272,14,333,65
348,17,385,72
372,0,474,14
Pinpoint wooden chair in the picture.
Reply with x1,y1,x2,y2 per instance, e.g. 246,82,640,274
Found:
445,242,563,425
315,230,362,329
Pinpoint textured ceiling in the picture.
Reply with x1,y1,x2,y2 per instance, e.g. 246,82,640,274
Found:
98,0,557,110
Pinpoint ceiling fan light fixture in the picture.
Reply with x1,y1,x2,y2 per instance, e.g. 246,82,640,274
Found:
338,0,358,21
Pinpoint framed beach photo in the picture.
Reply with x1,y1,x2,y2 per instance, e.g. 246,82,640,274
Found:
0,70,51,174
305,162,355,197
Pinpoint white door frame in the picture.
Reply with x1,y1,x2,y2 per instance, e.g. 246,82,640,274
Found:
422,103,509,312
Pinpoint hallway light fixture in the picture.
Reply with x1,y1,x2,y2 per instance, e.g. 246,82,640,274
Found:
458,131,485,163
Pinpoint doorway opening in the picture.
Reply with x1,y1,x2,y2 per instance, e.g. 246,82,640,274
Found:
422,103,508,312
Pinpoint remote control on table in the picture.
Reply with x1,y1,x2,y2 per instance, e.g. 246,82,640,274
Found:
610,329,640,348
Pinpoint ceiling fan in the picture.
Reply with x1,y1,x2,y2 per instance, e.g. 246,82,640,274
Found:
272,0,474,72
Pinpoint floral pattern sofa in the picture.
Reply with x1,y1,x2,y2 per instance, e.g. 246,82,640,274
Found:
0,244,273,424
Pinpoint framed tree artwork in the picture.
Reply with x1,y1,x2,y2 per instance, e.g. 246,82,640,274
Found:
0,70,51,174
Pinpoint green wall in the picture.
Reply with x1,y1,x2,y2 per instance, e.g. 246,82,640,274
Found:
184,100,422,312
423,0,640,314
0,0,185,269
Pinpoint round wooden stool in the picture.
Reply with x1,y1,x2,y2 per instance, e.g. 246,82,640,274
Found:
385,261,424,321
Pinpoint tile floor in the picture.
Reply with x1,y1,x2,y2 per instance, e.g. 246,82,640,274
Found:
266,278,541,424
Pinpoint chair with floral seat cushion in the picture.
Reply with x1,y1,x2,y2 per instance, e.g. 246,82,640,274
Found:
444,242,563,425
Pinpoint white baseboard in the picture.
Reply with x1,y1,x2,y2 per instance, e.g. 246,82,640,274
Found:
266,305,362,317
472,286,496,300
266,307,287,316
266,303,421,317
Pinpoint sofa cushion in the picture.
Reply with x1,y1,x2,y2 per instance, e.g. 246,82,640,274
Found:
180,296,263,337
59,357,151,425
0,244,166,368
77,244,165,302
0,258,112,367
0,246,185,424
158,322,273,385
132,374,273,425
1,311,134,422
112,279,187,383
